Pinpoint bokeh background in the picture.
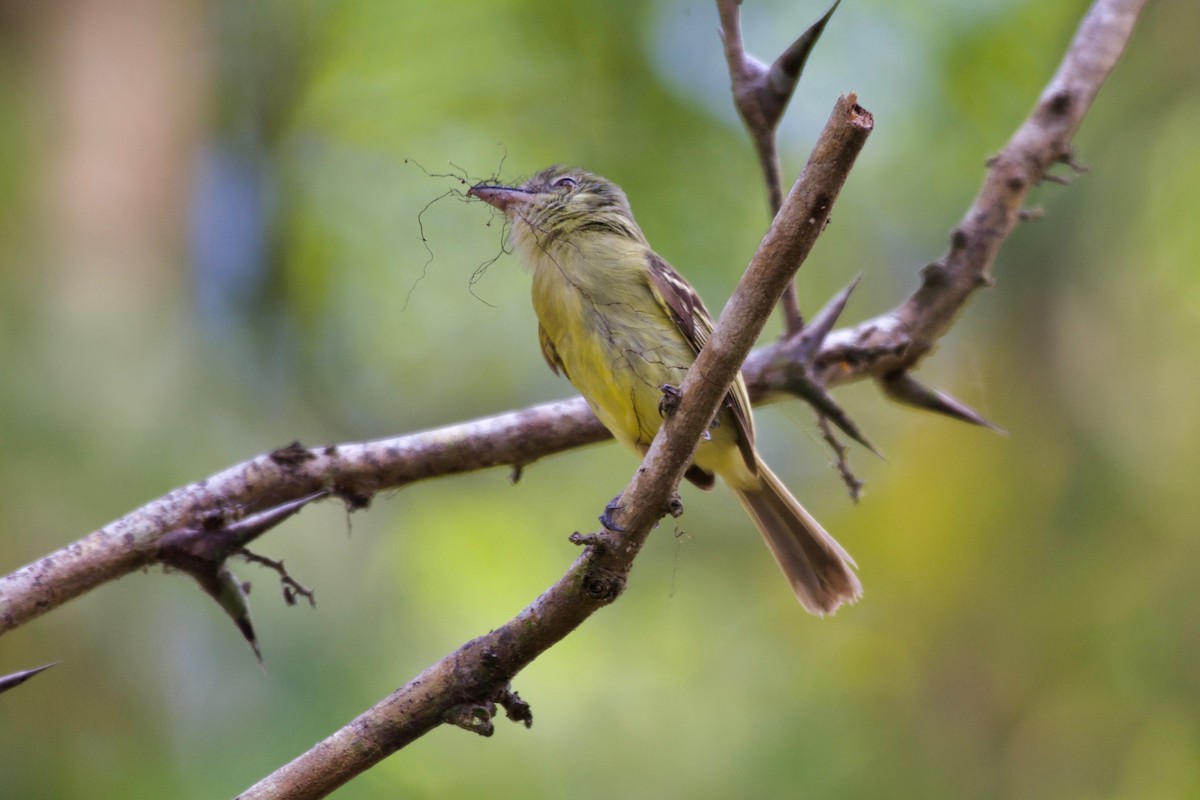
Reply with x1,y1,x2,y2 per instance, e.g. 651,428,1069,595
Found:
2,1,1198,797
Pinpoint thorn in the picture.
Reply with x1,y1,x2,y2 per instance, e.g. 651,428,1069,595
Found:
770,275,876,458
881,372,1007,433
223,490,329,549
0,662,59,696
786,368,882,458
159,534,260,662
767,0,841,112
795,273,861,364
211,565,263,664
158,493,329,665
723,0,840,182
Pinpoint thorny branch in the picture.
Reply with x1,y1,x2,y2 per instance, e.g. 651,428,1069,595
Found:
0,1,1149,797
236,92,872,800
753,0,1150,401
718,0,839,332
718,0,874,494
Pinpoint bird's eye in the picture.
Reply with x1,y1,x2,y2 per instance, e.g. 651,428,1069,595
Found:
551,175,578,189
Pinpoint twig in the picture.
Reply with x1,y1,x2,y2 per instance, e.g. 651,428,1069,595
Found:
718,0,841,332
0,402,606,634
817,416,864,502
238,550,317,608
751,0,1151,395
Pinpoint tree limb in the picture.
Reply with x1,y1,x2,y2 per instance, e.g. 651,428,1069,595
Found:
717,0,841,331
0,400,605,633
746,0,1150,400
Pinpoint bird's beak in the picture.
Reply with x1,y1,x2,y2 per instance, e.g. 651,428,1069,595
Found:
467,183,536,214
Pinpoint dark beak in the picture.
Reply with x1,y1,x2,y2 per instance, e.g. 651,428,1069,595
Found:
467,183,536,214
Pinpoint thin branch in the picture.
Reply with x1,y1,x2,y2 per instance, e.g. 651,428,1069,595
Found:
750,0,1150,396
0,401,605,633
235,95,872,800
817,416,864,503
718,0,840,333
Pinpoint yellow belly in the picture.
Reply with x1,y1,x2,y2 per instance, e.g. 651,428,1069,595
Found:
532,266,754,488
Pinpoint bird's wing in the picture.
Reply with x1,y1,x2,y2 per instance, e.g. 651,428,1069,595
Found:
645,251,757,473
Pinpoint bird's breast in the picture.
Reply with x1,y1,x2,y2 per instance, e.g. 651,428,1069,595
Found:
529,242,694,451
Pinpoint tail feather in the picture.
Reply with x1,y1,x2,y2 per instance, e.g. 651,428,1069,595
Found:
731,460,862,616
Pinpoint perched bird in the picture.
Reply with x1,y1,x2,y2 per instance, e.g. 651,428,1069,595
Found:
469,166,860,615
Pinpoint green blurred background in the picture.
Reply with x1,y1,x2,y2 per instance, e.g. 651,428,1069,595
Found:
2,0,1198,797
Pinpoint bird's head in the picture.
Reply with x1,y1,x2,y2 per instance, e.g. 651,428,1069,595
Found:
468,166,644,248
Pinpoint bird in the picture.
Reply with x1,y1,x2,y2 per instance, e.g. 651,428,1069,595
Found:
468,166,861,615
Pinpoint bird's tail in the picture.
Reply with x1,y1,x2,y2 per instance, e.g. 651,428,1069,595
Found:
731,460,862,616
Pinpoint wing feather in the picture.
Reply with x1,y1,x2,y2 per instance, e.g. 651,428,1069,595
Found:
644,252,757,474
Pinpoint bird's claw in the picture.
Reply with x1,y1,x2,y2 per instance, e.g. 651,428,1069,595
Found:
599,495,627,532
658,384,682,417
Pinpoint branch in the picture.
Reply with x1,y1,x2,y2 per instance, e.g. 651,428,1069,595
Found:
234,95,871,800
747,0,1150,404
718,0,840,331
0,400,605,633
